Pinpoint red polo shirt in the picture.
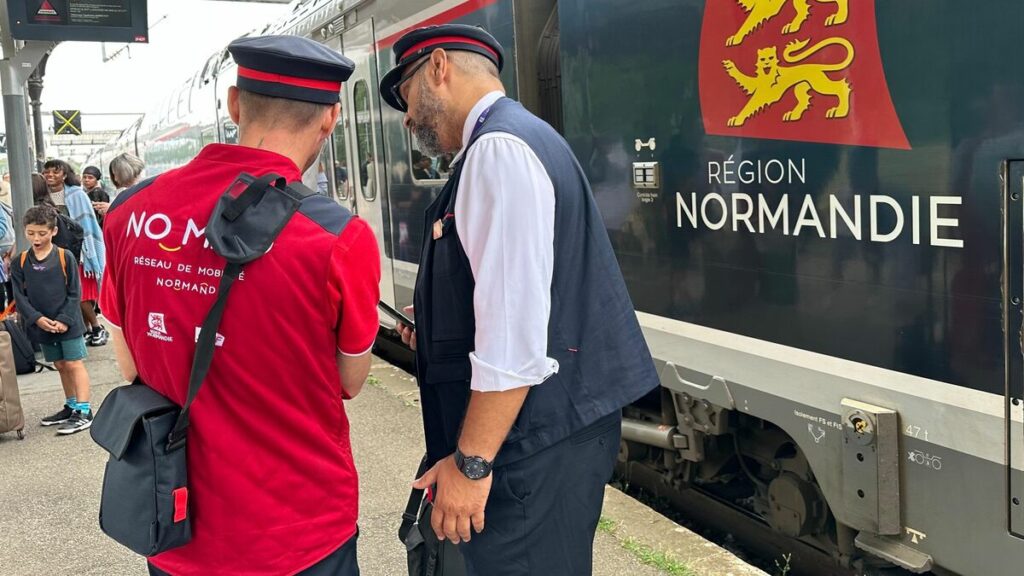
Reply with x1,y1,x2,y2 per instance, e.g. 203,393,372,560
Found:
100,144,380,575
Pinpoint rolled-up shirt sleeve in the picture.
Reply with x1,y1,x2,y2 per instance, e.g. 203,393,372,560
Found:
456,133,559,393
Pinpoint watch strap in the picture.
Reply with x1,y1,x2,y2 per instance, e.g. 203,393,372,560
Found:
454,447,493,479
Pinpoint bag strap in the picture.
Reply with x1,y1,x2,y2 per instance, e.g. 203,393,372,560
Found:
398,453,432,543
0,301,14,321
166,173,314,451
20,249,68,282
57,248,66,281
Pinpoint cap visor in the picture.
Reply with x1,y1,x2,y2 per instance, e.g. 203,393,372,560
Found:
379,66,408,112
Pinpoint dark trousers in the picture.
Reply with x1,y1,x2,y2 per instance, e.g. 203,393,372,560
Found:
147,530,359,576
460,410,622,576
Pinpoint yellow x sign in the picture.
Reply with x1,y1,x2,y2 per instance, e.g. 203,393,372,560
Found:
53,110,82,135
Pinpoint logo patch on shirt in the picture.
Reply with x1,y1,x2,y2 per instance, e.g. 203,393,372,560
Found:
147,312,173,343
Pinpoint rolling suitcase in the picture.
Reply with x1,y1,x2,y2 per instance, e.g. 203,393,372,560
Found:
3,317,38,375
0,331,25,440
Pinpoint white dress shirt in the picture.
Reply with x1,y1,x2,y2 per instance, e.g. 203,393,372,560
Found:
454,91,560,392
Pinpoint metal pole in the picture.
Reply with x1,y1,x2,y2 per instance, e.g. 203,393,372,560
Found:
4,75,37,252
28,52,50,168
1,1,57,252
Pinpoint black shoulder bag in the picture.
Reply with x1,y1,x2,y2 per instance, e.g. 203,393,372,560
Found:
90,173,324,556
401,454,467,576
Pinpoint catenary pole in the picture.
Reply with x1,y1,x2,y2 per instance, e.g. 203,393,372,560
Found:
1,0,57,252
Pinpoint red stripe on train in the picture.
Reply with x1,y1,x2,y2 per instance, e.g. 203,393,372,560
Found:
376,0,501,50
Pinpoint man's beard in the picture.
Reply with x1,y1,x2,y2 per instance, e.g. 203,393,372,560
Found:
409,79,448,156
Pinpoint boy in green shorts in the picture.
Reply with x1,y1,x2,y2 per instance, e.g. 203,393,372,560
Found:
11,205,93,434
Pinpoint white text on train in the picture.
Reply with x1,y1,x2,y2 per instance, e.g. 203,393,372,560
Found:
708,156,807,186
676,192,963,248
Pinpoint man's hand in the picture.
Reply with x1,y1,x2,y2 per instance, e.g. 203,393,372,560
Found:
35,317,59,333
397,305,416,351
53,321,68,333
412,455,490,543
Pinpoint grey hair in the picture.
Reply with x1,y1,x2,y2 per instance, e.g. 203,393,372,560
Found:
109,152,145,189
448,51,500,79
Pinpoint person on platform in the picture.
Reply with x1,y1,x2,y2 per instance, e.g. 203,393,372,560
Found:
32,173,53,207
100,35,377,576
42,159,107,347
12,205,93,434
97,152,146,217
0,172,11,205
81,166,110,227
380,24,660,576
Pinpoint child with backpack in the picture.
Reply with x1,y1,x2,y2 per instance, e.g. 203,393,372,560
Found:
10,205,93,435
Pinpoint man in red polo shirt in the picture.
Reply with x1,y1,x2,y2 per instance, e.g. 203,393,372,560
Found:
100,36,379,575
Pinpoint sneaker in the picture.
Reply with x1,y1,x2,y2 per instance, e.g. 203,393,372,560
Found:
41,405,74,426
85,327,99,346
56,411,93,435
91,327,109,347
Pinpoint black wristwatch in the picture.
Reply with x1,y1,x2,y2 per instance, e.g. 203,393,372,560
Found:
454,447,493,480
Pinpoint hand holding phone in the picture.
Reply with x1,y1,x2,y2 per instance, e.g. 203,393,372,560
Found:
379,302,416,351
378,301,415,331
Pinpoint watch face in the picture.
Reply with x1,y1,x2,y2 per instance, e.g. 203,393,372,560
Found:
464,458,490,480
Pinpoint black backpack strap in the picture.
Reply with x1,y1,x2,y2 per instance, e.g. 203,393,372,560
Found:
166,173,316,451
165,259,243,451
398,454,432,543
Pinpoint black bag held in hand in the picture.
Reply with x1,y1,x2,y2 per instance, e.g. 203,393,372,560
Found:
90,173,318,556
401,455,467,576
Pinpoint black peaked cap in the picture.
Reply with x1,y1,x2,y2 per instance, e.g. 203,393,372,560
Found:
229,35,355,105
380,24,504,112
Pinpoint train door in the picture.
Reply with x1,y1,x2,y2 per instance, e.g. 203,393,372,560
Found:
1004,161,1024,539
342,18,396,307
327,37,357,215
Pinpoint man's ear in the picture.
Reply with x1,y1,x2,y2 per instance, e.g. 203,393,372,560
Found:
322,103,341,138
430,49,449,87
228,86,241,124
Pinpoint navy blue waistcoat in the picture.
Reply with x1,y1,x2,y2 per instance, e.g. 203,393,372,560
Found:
413,97,659,466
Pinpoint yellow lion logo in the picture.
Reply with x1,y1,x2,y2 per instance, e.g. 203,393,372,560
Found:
722,37,853,127
727,0,849,46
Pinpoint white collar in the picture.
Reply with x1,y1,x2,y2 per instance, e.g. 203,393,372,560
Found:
453,90,505,163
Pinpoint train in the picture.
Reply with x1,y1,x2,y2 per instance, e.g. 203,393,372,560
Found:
87,1,1024,574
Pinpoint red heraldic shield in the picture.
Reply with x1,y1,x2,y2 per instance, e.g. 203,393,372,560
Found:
699,0,910,150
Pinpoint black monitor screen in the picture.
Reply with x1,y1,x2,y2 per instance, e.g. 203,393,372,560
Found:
9,1,148,43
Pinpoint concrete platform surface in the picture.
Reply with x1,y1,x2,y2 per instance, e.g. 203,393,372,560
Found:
0,342,764,576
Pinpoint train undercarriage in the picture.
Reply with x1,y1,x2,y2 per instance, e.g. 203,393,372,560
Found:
619,389,930,576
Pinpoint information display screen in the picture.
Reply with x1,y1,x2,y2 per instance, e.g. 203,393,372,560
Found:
8,1,148,43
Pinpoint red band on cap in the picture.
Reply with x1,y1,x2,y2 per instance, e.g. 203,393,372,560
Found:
237,66,341,92
400,36,498,63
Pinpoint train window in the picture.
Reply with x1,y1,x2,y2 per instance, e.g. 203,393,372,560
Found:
332,120,350,200
353,80,377,201
201,126,217,147
409,131,452,183
311,145,334,197
222,121,238,144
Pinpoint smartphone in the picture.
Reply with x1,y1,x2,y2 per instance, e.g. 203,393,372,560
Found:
378,301,415,331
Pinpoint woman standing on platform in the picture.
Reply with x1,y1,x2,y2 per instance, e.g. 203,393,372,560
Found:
41,159,107,347
81,166,110,228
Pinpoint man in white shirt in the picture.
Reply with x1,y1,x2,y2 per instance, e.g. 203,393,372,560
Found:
381,24,659,576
